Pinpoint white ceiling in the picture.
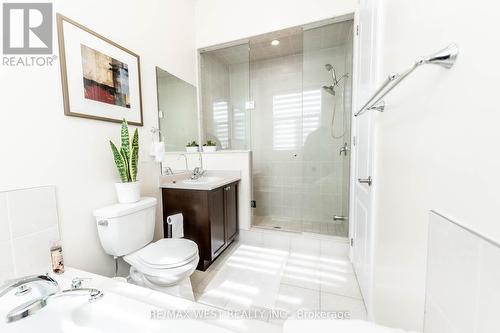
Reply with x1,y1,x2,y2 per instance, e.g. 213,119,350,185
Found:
204,20,353,65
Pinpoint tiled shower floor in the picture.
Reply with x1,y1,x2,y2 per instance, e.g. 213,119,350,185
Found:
253,215,349,237
190,229,365,326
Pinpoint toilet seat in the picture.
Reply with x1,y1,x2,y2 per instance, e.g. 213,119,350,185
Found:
137,238,198,268
123,238,199,278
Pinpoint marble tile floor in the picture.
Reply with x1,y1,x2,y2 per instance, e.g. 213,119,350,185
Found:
190,232,365,326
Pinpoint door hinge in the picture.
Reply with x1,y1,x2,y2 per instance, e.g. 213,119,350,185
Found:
353,136,356,146
356,25,359,36
250,200,256,208
350,238,354,247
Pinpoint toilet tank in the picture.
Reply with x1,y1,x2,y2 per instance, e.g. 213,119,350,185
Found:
93,197,157,257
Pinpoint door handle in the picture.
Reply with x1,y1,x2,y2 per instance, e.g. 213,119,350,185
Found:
358,176,372,186
225,186,231,191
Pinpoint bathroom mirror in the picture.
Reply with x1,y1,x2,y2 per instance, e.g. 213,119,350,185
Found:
156,67,199,152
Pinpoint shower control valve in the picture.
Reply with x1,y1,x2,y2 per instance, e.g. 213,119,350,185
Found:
339,142,350,156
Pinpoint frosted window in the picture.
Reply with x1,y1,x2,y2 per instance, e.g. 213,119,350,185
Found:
272,90,321,150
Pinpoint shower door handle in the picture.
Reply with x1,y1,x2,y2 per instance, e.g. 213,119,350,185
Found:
358,176,372,186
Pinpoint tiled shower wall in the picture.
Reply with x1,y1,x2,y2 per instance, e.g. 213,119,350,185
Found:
0,186,60,283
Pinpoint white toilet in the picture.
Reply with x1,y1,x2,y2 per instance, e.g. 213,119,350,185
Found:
93,197,199,300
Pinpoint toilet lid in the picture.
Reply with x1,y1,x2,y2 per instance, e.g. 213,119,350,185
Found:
137,239,198,267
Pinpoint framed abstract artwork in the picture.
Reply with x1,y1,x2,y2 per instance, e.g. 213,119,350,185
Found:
57,14,143,126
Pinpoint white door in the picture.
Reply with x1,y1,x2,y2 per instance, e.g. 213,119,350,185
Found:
350,0,382,318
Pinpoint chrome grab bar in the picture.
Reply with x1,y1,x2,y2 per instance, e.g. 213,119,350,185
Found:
356,73,399,115
355,44,459,117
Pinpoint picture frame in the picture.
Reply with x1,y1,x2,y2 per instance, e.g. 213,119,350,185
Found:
57,14,143,126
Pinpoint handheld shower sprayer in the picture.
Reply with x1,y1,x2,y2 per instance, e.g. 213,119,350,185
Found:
322,64,349,96
325,63,336,83
322,63,350,139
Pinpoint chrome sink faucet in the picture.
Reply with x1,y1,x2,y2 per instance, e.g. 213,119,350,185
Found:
162,166,174,175
178,153,189,170
191,167,205,179
191,152,205,179
162,153,190,175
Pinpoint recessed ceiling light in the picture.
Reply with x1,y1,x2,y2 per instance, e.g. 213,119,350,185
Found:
271,39,280,46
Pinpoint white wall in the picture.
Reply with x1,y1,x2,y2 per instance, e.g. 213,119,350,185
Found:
358,0,500,330
195,0,357,48
0,0,197,277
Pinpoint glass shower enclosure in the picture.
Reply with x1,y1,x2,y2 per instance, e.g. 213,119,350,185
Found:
199,18,354,237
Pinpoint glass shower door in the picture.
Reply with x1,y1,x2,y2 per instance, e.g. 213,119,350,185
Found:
200,44,250,150
300,21,353,237
248,21,353,237
249,30,305,232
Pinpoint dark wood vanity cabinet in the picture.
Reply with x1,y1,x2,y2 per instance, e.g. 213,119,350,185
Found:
162,181,239,271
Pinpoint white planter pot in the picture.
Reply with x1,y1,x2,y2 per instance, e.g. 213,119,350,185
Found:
203,146,217,152
185,146,199,153
115,181,141,204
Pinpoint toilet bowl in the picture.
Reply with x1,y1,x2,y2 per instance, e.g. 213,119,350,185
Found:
93,197,199,300
124,238,199,299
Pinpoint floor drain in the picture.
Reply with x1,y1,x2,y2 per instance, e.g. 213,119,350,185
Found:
273,226,282,229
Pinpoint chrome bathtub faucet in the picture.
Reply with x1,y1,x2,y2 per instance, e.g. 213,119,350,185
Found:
0,274,59,298
0,274,104,323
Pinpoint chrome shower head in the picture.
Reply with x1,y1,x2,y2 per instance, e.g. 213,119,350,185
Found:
322,85,335,96
325,64,334,72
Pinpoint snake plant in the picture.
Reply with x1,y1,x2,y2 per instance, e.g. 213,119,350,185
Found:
109,119,139,182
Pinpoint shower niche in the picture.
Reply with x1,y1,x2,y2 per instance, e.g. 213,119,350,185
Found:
199,17,354,237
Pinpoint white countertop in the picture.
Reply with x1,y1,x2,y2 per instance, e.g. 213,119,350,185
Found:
159,170,241,191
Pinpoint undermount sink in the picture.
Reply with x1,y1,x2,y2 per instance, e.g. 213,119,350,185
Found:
182,176,223,184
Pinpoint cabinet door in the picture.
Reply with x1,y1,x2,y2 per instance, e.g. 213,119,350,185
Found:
224,183,238,241
208,188,225,257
